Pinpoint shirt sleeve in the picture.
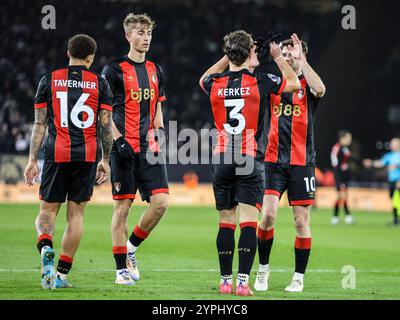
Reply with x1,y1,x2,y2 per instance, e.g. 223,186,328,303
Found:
381,153,391,166
98,76,113,112
156,64,166,103
200,73,217,95
256,72,286,96
101,64,117,95
34,74,50,109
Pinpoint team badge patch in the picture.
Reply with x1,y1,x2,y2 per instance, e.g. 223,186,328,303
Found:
114,182,121,192
297,89,304,99
152,73,157,84
267,73,281,85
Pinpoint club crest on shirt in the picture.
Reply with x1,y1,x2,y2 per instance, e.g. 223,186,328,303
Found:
114,182,121,192
297,89,305,99
151,73,157,84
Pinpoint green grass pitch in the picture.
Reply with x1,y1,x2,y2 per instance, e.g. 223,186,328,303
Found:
0,203,399,300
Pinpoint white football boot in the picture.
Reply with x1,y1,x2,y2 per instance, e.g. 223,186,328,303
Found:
127,251,140,281
115,269,135,285
285,276,304,293
254,268,270,291
345,215,354,225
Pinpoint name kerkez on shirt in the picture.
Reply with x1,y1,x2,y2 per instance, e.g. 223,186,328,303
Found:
217,87,250,97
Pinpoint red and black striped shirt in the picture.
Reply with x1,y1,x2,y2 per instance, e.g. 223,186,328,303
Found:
331,143,351,172
101,56,166,153
34,65,112,163
264,74,320,166
201,69,286,160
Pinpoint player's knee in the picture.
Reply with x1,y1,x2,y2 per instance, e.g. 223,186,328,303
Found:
294,214,309,230
151,196,169,216
264,207,277,225
114,201,131,221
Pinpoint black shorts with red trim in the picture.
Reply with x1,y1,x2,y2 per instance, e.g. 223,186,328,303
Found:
334,169,350,191
212,155,265,211
39,161,97,203
110,144,169,203
264,162,315,206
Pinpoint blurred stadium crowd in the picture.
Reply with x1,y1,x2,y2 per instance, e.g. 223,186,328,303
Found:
0,0,397,185
0,0,338,153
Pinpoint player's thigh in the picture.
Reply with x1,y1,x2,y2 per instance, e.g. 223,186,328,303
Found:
66,199,88,218
219,207,237,225
287,166,316,206
67,162,97,203
264,163,288,198
335,171,349,195
137,152,169,203
39,200,62,216
110,146,137,201
212,163,237,211
39,162,70,203
238,202,259,223
236,159,264,212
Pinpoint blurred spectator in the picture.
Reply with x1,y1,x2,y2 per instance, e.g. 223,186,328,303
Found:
0,0,336,159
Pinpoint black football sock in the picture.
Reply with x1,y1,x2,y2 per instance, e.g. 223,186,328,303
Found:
36,234,53,254
394,208,399,225
216,223,236,277
128,225,149,248
334,200,340,217
57,255,73,275
113,246,127,270
257,227,274,265
294,237,312,274
344,200,350,216
238,222,257,275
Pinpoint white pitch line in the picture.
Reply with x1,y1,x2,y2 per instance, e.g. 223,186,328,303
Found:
0,268,399,273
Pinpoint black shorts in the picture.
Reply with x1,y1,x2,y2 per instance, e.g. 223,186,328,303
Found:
389,181,399,198
39,161,97,203
334,169,351,191
110,144,169,202
212,156,264,211
264,163,315,206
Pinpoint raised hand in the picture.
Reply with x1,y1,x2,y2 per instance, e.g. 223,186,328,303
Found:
290,33,304,61
363,159,373,168
269,42,282,60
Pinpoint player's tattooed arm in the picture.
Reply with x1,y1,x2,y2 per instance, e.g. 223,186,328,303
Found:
24,108,47,186
99,110,113,160
96,110,113,185
29,108,48,162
